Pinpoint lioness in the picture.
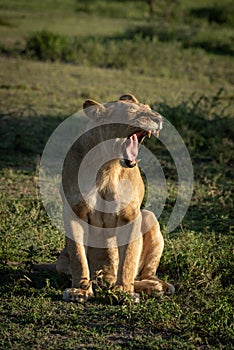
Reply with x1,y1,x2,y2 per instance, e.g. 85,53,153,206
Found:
57,94,174,302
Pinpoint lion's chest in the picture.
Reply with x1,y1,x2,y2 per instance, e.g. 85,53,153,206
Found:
97,161,143,204
86,162,144,228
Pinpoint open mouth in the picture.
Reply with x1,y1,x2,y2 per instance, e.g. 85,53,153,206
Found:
133,129,159,143
124,128,160,165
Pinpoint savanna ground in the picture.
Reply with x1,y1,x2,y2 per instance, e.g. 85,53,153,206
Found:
0,0,233,349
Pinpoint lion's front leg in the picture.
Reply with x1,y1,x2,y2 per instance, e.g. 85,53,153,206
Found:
116,211,142,296
134,209,175,295
117,239,142,296
62,238,94,302
62,207,93,302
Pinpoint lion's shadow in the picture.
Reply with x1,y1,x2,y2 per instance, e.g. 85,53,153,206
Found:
0,266,71,301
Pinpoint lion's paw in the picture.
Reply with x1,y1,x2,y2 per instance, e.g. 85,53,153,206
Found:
62,287,94,302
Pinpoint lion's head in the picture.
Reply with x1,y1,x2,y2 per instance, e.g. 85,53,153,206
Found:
83,94,163,164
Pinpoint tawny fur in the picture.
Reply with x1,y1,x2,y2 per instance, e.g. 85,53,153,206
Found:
57,94,174,302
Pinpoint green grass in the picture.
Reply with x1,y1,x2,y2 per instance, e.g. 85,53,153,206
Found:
0,0,233,349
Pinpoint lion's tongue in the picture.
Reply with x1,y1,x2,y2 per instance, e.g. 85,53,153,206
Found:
125,134,139,162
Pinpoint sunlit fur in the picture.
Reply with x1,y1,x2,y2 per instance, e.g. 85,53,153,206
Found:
58,94,174,302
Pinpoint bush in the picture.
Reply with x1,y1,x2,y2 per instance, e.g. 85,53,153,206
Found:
25,30,160,69
24,24,233,69
124,23,234,56
25,30,72,62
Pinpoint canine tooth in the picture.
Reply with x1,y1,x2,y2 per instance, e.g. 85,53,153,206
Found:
148,130,152,138
155,130,159,138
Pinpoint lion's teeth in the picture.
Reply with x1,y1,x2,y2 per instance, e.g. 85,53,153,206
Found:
148,130,152,138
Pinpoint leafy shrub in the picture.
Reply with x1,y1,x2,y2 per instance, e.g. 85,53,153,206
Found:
25,30,72,62
25,22,233,69
124,23,234,55
25,30,160,69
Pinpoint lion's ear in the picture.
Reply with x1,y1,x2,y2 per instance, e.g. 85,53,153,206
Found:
119,94,139,103
83,99,106,119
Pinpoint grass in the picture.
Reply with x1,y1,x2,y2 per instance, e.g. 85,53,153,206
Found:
0,0,233,349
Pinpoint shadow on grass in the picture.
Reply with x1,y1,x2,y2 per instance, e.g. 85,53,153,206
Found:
0,265,69,300
0,109,66,170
